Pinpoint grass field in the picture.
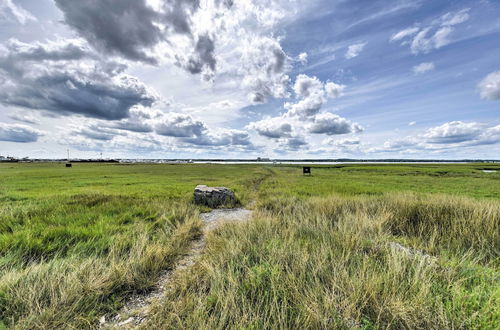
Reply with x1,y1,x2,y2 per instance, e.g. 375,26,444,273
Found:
0,162,498,329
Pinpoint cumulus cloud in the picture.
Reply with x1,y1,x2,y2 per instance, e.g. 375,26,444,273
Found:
0,0,36,25
0,38,158,120
240,37,290,103
54,0,296,91
54,0,195,64
183,128,252,147
155,114,206,138
345,42,366,59
278,136,307,151
0,123,42,143
107,107,158,133
154,112,253,148
321,137,362,154
308,113,363,135
380,138,420,152
247,74,360,149
413,62,435,74
423,121,484,144
292,74,323,98
325,82,346,98
478,71,500,100
284,74,345,118
377,121,500,154
391,8,470,54
285,75,327,117
183,34,216,79
247,117,292,138
297,52,308,65
323,137,360,146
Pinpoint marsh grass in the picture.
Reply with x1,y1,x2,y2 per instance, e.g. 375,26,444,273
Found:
146,193,499,329
0,163,498,328
0,195,202,328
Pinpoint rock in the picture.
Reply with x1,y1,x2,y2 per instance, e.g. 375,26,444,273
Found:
194,185,236,208
118,317,134,326
389,242,437,264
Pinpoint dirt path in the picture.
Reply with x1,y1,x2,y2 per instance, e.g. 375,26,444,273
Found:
100,207,253,329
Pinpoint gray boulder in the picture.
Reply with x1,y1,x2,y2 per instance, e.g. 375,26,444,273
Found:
194,185,236,208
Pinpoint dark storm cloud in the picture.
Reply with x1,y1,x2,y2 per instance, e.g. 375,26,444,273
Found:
54,0,204,65
54,0,165,64
164,0,200,35
0,39,158,120
0,123,42,143
184,34,216,75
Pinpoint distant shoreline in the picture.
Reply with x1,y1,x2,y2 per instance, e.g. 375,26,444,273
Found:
1,159,498,164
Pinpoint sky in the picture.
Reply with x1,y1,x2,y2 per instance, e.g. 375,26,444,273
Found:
0,0,499,159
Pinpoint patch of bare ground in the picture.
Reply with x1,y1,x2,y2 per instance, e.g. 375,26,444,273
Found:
100,207,252,329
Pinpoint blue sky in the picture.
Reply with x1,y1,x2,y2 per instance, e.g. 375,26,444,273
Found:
0,0,499,159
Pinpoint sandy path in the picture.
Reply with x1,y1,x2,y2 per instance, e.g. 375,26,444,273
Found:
100,207,252,329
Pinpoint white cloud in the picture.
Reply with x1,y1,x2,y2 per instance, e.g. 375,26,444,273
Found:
441,8,470,26
247,117,292,138
390,27,419,42
155,114,206,138
0,0,36,25
375,121,500,154
182,128,253,147
345,42,366,59
239,36,290,103
8,112,40,125
423,121,484,144
325,82,346,98
298,52,308,65
0,123,42,143
308,112,363,135
284,74,346,118
413,62,435,74
247,75,361,148
478,71,500,100
278,136,307,151
0,38,159,120
408,121,417,126
328,137,361,146
392,8,470,54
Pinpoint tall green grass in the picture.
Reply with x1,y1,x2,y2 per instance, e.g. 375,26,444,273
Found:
0,163,272,328
147,193,499,329
0,194,201,328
